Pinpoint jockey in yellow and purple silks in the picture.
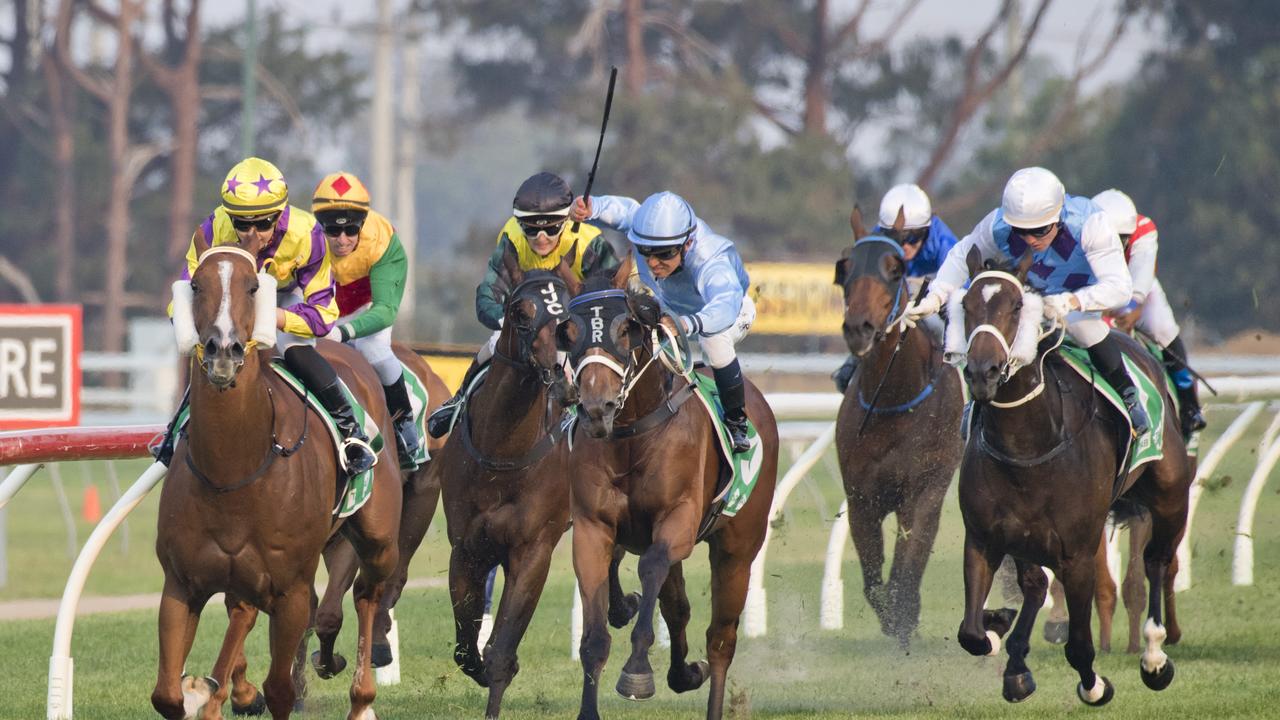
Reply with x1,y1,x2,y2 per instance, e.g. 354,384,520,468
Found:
161,157,376,474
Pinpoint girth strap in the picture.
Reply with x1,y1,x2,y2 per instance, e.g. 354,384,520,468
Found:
458,406,566,473
606,383,695,439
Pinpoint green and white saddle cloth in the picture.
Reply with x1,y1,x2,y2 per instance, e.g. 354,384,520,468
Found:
1057,343,1167,473
398,359,431,467
687,372,765,518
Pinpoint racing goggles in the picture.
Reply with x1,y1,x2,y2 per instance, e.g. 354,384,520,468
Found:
231,214,280,232
635,244,682,261
323,223,362,237
517,216,566,237
1016,222,1058,239
884,227,929,246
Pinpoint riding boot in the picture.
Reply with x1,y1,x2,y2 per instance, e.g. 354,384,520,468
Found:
285,346,377,475
383,377,422,469
150,389,190,467
713,359,751,453
832,355,858,394
1088,336,1150,436
1162,335,1206,435
427,357,487,439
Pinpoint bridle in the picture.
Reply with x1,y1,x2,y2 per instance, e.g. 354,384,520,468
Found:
839,237,909,340
494,276,571,388
190,246,266,381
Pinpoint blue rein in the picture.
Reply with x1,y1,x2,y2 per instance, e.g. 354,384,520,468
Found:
849,235,930,413
857,381,935,414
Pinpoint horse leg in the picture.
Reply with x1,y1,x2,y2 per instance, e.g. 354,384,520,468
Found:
449,546,493,687
957,535,1006,658
482,538,556,719
1000,561,1049,703
342,508,400,720
152,580,208,719
1123,515,1151,654
703,539,755,720
1060,557,1114,706
884,484,946,648
230,642,269,717
608,545,641,628
263,588,312,719
1164,554,1181,645
1138,513,1182,691
373,468,442,666
573,520,615,720
617,511,697,702
1043,578,1069,644
312,539,358,679
200,595,261,719
658,561,707,693
1094,527,1118,654
845,500,890,635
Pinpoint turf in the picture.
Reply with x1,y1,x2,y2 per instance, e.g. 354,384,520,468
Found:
2,406,1279,718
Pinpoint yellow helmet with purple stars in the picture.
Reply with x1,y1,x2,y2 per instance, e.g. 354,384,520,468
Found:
220,157,289,217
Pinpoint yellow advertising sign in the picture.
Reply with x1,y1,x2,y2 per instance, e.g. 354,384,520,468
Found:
746,262,844,336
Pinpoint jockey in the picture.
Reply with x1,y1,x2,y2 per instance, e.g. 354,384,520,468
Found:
832,183,959,393
311,171,422,466
158,157,376,474
426,171,620,438
906,167,1151,435
1091,188,1206,435
570,190,755,452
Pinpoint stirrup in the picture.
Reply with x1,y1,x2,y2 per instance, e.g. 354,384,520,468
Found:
427,396,462,439
724,417,751,453
339,436,378,474
393,416,422,469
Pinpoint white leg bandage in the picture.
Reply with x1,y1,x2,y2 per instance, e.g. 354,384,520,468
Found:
1141,617,1168,673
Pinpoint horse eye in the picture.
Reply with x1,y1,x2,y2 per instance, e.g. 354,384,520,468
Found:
249,284,259,295
190,283,200,295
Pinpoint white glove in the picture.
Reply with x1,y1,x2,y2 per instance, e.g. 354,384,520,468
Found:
1042,293,1076,322
901,292,944,330
323,325,344,342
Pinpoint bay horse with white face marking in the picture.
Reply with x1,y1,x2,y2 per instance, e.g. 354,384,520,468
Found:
950,248,1191,706
561,258,779,720
152,243,401,720
833,208,963,648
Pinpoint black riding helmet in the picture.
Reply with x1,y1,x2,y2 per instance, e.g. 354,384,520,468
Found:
513,172,573,233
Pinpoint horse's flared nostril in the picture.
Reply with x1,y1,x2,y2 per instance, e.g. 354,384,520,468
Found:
230,342,245,360
204,338,218,358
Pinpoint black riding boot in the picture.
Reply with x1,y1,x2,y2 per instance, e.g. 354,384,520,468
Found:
427,357,486,439
832,355,859,394
1088,336,1150,436
150,389,190,467
383,377,422,469
714,359,751,453
285,346,377,475
1163,335,1206,435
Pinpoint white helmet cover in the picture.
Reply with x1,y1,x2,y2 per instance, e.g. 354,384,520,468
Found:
878,183,932,229
1001,167,1065,228
627,191,697,247
1090,188,1138,235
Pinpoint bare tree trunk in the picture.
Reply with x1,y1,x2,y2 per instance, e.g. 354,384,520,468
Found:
43,43,76,303
802,0,829,135
623,0,647,93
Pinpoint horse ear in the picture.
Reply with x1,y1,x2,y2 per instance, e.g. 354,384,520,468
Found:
501,238,524,287
833,257,849,287
965,245,983,278
1014,250,1035,283
878,252,904,284
892,206,906,235
554,244,582,296
627,293,661,327
850,205,867,240
611,252,634,290
192,229,210,261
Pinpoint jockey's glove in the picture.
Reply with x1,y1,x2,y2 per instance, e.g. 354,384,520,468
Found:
900,292,944,329
1042,293,1075,322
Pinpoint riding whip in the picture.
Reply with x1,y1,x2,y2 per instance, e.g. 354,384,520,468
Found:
1133,327,1218,396
858,278,931,437
573,66,618,233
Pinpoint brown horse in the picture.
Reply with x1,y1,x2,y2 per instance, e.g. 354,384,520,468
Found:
152,244,401,720
311,343,450,677
562,259,779,720
434,253,587,719
833,208,963,648
951,249,1192,706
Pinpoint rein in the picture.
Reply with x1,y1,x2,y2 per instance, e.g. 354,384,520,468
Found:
975,360,1096,467
185,383,309,493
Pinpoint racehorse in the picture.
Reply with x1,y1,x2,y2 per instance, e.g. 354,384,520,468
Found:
152,242,401,720
311,344,451,678
563,258,779,720
950,248,1192,705
433,248,597,719
833,208,963,648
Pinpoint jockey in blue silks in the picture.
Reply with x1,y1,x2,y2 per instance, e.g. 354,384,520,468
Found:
833,183,959,392
906,166,1150,434
571,191,755,452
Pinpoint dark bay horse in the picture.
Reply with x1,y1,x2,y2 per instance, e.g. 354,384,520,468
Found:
153,244,401,720
563,259,779,720
833,208,962,648
950,249,1191,705
312,343,451,677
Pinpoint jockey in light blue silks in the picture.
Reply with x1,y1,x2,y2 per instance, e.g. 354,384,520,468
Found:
833,183,959,392
571,191,755,452
906,166,1151,434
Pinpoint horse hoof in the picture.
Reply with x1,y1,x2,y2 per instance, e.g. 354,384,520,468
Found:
1042,620,1069,645
668,660,710,693
1077,675,1115,706
371,643,394,668
609,592,641,629
616,671,656,701
983,608,1017,637
231,690,267,716
310,650,347,679
455,649,489,688
180,675,218,719
1141,657,1175,691
985,630,1002,656
1002,671,1036,703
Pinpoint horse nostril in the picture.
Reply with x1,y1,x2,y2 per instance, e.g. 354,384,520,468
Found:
204,339,218,357
984,365,1000,382
604,400,617,414
861,321,875,334
230,342,245,359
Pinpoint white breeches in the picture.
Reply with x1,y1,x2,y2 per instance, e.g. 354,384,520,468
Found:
349,326,402,385
1066,310,1110,348
698,296,756,369
1137,279,1180,347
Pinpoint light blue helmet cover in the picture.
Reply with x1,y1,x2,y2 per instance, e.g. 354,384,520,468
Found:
627,191,697,247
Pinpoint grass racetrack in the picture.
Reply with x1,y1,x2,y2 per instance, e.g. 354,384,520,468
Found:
3,405,1280,718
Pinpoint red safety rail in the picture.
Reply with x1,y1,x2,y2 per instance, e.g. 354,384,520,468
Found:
0,425,164,465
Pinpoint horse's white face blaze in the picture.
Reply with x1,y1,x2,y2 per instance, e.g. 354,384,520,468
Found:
981,284,1003,302
214,260,235,345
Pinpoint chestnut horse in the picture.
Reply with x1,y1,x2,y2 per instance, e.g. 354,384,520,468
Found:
833,208,962,648
312,343,450,677
562,259,779,720
152,244,401,720
950,249,1191,706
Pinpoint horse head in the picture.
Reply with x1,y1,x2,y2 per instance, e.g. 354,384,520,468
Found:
172,240,277,390
946,247,1043,401
495,240,579,401
835,206,908,356
560,254,671,438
